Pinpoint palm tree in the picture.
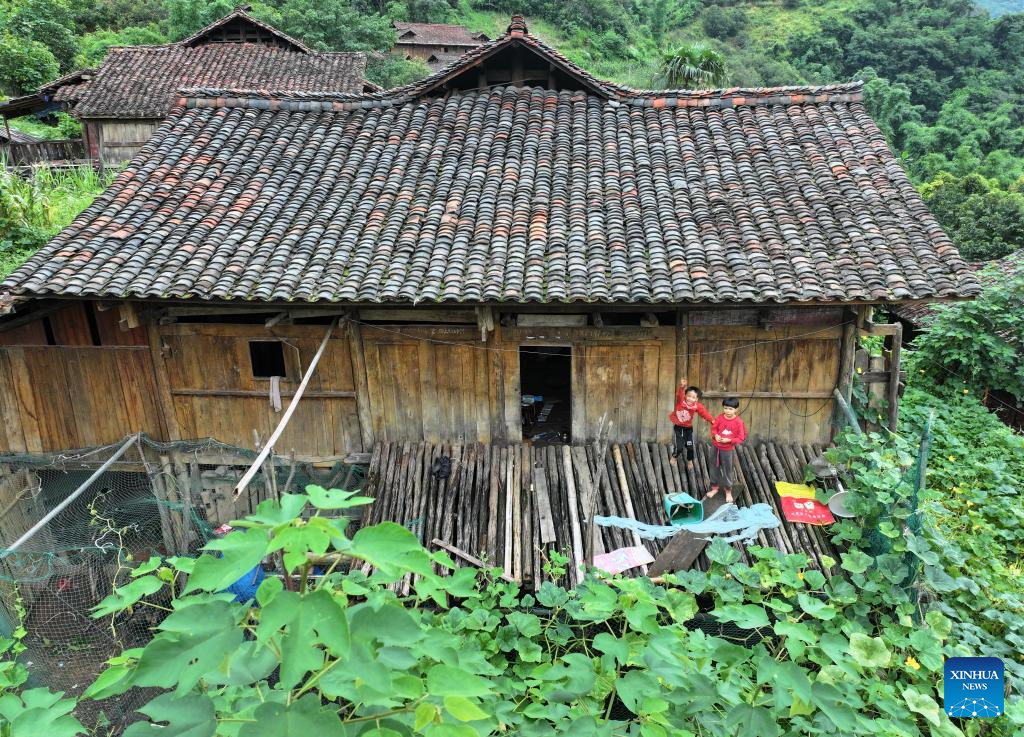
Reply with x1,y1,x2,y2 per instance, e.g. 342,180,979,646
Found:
658,43,727,89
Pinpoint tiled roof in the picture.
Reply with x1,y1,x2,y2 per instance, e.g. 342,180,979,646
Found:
889,253,1021,326
1,17,980,306
72,44,366,119
393,22,486,47
0,128,41,144
426,52,463,69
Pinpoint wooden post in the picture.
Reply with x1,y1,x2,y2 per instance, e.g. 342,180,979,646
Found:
561,445,584,585
887,323,903,432
146,323,180,439
346,318,374,451
832,389,862,435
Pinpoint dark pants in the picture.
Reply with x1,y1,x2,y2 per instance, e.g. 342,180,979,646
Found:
672,425,695,461
710,447,736,490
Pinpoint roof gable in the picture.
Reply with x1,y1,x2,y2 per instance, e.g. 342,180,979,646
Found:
179,6,311,53
390,16,616,99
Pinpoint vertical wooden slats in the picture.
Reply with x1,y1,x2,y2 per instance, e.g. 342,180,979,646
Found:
362,438,838,586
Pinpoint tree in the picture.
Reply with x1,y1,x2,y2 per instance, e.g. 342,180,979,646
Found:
701,4,746,40
277,0,395,51
658,42,726,89
0,33,59,94
77,24,170,66
920,172,1024,261
0,0,80,73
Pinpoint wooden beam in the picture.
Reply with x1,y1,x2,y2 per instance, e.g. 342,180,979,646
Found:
700,390,834,400
859,371,907,384
431,539,515,583
0,301,62,333
358,308,476,323
170,388,356,399
346,319,374,451
887,323,903,432
147,324,180,439
648,493,728,575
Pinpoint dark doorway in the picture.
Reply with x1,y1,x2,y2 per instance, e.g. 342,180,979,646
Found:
519,346,571,444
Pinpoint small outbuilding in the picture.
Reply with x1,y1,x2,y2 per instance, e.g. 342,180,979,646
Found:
392,21,489,66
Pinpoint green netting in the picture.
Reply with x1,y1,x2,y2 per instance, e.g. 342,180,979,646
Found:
0,433,368,730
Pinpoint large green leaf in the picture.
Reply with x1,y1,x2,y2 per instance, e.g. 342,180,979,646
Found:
92,575,164,617
123,693,216,737
349,522,434,579
184,528,269,594
238,695,344,737
725,704,780,737
902,688,942,727
426,665,493,697
443,695,489,722
796,594,837,620
256,588,351,690
810,682,858,731
305,485,374,509
0,689,84,737
713,604,770,629
848,633,891,668
132,600,243,692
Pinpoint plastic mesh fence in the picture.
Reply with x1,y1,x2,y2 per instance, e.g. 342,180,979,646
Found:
0,433,365,731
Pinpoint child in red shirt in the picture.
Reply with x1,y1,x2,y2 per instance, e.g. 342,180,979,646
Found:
668,377,713,470
707,397,747,504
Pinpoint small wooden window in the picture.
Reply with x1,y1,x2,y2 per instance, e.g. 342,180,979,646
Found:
248,340,287,378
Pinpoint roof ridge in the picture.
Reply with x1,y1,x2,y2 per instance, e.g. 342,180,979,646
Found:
175,80,865,110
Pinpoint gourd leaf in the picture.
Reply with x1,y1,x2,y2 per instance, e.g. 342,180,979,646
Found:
123,693,216,737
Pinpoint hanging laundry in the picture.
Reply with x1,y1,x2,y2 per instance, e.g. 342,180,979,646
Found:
594,502,780,545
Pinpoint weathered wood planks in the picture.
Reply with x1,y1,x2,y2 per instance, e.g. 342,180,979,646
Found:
362,439,838,587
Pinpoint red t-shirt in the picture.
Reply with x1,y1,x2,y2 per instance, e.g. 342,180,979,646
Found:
711,414,747,450
668,387,714,428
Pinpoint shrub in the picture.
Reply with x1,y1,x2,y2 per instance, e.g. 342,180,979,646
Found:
701,4,747,40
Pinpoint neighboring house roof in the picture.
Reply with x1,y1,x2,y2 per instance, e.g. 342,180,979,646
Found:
72,44,366,119
1,16,980,306
178,5,311,53
0,69,94,119
393,21,488,47
889,252,1022,326
0,128,41,144
425,51,463,69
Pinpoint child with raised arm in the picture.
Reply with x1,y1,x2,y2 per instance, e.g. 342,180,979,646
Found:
707,397,746,504
668,376,713,470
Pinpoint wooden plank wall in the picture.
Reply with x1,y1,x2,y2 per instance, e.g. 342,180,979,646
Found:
155,323,362,459
0,346,163,451
359,325,493,444
0,301,852,456
686,312,846,444
94,119,160,165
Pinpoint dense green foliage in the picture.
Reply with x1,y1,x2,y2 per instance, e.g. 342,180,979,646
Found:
920,173,1024,261
0,164,114,277
0,376,1015,736
908,261,1024,398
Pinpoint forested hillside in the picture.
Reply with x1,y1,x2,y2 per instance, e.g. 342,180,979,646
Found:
2,0,1023,263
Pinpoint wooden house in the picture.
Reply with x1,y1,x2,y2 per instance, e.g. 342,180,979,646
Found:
0,7,370,167
392,21,489,66
0,15,979,463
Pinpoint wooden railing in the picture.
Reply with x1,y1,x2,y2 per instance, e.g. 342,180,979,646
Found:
1,138,87,166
